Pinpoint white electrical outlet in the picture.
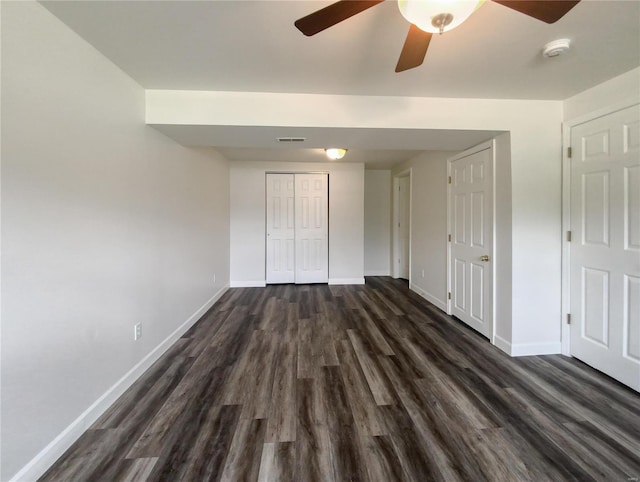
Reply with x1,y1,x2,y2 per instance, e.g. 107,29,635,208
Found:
422,269,425,278
213,273,216,284
134,323,142,341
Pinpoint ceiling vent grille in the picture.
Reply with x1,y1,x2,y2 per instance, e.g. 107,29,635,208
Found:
277,137,306,143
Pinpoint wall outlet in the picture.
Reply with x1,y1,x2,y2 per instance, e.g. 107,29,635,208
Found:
134,323,142,341
421,269,425,278
213,273,216,284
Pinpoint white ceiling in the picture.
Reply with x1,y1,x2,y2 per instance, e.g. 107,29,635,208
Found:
42,0,640,167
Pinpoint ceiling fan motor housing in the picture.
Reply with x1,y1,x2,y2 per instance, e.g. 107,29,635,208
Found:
431,13,454,34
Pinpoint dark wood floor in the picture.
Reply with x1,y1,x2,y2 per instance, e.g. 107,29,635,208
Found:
41,277,640,482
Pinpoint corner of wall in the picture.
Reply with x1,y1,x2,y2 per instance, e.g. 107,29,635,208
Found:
9,286,228,482
563,67,640,121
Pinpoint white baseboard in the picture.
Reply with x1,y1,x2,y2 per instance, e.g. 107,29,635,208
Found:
492,336,561,357
229,280,266,288
510,341,562,357
328,278,365,285
231,279,366,287
10,285,229,482
364,270,390,277
409,283,448,312
493,334,513,355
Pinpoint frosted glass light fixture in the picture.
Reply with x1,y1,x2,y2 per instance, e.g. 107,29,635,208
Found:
325,148,347,160
397,0,485,34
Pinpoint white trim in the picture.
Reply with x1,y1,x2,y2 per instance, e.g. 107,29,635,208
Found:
230,280,266,288
392,169,412,281
510,341,562,357
493,335,512,356
560,99,640,357
364,270,391,276
446,156,451,315
328,278,365,285
561,121,572,357
10,285,229,482
409,283,447,312
493,336,561,357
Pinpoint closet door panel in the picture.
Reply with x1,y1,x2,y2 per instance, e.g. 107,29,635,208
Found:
294,173,329,284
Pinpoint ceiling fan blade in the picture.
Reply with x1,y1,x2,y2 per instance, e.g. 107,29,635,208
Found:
295,0,384,36
396,24,432,72
492,0,580,24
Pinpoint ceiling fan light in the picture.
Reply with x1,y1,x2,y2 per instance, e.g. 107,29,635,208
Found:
325,148,347,160
398,0,484,34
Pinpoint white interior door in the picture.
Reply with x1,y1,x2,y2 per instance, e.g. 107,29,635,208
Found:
295,173,329,284
266,174,295,284
449,144,493,339
398,176,411,280
569,104,640,391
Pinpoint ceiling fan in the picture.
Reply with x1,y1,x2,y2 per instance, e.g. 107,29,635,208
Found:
295,0,580,72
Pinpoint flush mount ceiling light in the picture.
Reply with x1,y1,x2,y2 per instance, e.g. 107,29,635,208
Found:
542,38,571,58
325,148,347,160
397,0,485,35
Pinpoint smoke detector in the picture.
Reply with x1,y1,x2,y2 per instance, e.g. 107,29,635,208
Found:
542,39,571,58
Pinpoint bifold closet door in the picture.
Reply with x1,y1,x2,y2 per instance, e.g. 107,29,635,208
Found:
266,174,295,284
295,173,329,284
266,173,328,284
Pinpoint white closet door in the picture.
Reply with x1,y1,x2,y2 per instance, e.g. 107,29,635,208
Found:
266,174,295,284
294,173,329,284
569,104,640,390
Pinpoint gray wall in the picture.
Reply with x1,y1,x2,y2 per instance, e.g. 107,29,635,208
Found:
1,3,230,479
364,170,391,276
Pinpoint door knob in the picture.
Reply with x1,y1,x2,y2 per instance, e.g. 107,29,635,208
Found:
480,255,490,262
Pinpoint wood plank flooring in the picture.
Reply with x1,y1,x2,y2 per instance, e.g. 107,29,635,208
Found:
40,277,640,482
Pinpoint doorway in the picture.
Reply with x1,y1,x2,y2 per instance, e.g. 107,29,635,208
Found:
447,141,495,340
393,171,411,280
266,173,329,284
565,104,640,391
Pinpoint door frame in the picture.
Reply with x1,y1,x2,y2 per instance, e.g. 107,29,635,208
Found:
561,98,640,356
446,139,497,344
392,168,412,280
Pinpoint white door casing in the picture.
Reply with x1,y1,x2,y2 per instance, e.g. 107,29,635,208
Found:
448,143,494,339
398,176,411,280
266,174,295,284
393,171,411,280
569,104,640,391
294,173,329,284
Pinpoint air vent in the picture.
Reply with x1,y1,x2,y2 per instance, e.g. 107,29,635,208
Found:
277,137,306,143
